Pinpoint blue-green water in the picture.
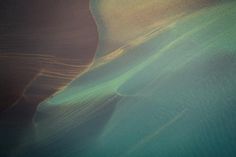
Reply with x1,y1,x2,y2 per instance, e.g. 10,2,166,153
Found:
32,2,236,157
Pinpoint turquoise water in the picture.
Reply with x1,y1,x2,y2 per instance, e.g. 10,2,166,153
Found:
33,2,236,157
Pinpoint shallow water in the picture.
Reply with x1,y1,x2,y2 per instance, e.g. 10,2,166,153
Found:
16,1,236,157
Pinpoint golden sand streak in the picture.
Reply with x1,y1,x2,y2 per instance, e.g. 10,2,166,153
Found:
39,62,94,105
0,53,90,66
92,14,184,69
0,53,54,58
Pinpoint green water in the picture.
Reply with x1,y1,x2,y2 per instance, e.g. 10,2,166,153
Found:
35,2,236,157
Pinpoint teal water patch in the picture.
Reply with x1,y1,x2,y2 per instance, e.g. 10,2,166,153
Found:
35,2,236,157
